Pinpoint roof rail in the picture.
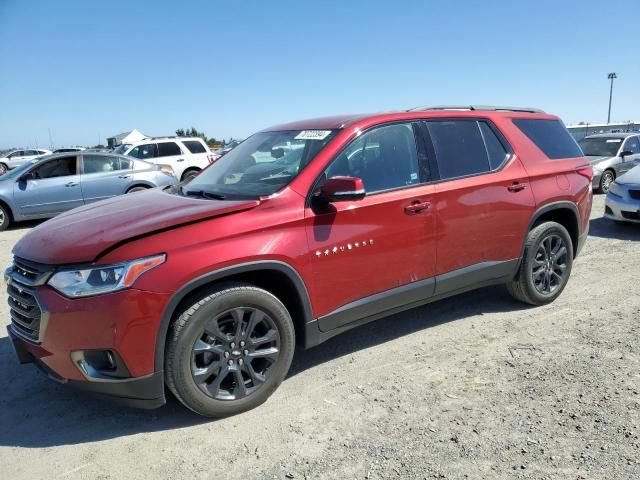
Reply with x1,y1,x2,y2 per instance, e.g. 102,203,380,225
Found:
408,105,546,114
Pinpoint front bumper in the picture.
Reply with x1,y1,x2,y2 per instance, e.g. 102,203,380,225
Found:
604,191,640,223
5,277,172,408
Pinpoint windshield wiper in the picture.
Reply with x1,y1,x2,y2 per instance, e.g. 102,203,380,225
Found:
183,189,226,200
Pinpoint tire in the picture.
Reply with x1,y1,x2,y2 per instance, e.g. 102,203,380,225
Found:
181,169,200,183
126,186,148,193
0,163,7,176
0,203,10,231
165,282,295,417
596,170,615,194
507,221,573,306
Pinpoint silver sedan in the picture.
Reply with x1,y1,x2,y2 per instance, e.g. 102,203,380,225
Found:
604,164,640,224
0,152,178,230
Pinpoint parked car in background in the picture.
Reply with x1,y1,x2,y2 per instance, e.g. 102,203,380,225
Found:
213,139,243,158
604,163,640,224
578,133,640,193
52,147,86,153
119,137,217,182
0,149,52,174
6,106,592,417
0,152,177,230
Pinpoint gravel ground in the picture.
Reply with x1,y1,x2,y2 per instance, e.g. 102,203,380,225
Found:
0,194,638,480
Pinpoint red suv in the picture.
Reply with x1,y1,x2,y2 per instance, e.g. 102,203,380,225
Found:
6,106,592,417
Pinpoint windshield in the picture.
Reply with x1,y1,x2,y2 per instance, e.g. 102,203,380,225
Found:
578,137,622,157
113,144,131,155
0,159,38,180
184,129,337,198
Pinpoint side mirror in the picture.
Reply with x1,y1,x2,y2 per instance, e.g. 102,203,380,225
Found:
319,176,366,202
620,150,633,158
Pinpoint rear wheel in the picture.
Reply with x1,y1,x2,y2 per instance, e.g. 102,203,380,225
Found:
0,204,10,231
597,170,615,194
126,186,148,193
181,168,200,183
507,221,573,306
165,283,295,417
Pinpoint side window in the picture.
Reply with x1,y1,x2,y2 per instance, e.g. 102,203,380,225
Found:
139,143,158,159
36,150,48,155
157,142,182,157
182,140,207,154
10,151,24,158
624,136,640,154
118,157,133,169
25,150,38,156
425,120,490,179
128,146,141,159
325,123,420,193
513,119,583,159
32,157,77,179
83,155,121,174
479,122,510,169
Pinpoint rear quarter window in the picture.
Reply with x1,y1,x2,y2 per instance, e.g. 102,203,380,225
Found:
182,140,207,154
513,119,583,159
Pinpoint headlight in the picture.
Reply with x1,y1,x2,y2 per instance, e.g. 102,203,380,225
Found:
48,254,166,298
608,182,623,198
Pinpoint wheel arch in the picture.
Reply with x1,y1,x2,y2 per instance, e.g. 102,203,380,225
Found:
126,182,153,193
0,196,15,222
526,201,580,258
154,261,313,371
180,167,201,181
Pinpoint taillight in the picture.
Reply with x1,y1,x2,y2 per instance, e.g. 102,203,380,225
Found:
577,166,593,181
207,154,218,164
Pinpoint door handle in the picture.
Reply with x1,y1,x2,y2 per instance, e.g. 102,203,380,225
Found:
507,182,527,192
118,174,131,179
176,159,184,162
65,182,79,187
404,201,431,215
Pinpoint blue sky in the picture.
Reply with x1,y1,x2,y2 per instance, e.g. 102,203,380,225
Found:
1,0,638,149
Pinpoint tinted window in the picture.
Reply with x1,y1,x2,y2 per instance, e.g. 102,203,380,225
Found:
9,151,24,158
182,140,207,154
513,119,582,159
25,150,38,156
139,144,157,159
36,150,49,155
479,122,510,169
83,155,123,174
32,157,77,179
157,142,182,157
624,136,640,154
119,157,133,169
426,120,490,179
326,123,420,193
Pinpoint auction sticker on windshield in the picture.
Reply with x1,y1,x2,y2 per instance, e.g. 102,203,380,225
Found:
294,130,332,140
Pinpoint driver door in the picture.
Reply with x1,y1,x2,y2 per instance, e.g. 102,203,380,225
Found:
13,155,83,217
304,122,436,331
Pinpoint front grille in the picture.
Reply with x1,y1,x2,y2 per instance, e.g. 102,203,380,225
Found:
629,190,640,200
7,283,42,341
6,257,53,343
621,211,640,220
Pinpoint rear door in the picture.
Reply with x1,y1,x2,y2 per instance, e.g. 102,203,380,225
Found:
156,141,187,179
13,155,83,216
423,119,536,294
80,154,133,203
305,122,437,328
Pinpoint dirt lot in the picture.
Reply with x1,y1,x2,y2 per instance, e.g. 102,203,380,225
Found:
0,194,638,480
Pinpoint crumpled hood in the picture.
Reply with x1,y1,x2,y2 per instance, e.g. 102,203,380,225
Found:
13,189,260,264
586,155,612,165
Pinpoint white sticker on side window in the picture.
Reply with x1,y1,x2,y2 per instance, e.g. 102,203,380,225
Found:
606,139,622,143
294,130,332,140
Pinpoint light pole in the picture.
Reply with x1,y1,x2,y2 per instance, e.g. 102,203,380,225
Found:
607,72,617,124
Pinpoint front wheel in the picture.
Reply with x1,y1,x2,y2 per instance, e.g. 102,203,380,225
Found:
165,283,295,417
181,169,200,183
0,163,8,175
507,221,573,306
597,170,615,194
0,204,10,231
